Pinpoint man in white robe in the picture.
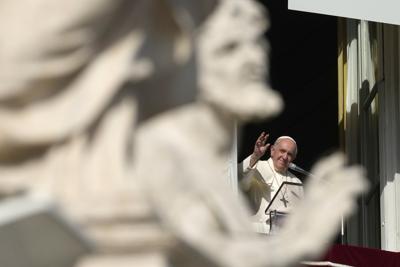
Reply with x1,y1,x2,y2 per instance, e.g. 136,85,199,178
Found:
240,132,303,234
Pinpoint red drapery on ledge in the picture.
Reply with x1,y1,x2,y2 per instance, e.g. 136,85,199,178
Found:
319,244,400,267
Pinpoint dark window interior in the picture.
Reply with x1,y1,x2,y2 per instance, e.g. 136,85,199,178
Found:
238,0,338,176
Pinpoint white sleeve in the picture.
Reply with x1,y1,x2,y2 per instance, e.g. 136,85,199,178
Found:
238,155,259,191
241,155,258,174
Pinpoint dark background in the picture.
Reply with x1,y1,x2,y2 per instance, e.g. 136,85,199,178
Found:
238,0,339,175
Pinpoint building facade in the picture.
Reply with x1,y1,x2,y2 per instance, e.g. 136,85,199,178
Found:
291,0,400,251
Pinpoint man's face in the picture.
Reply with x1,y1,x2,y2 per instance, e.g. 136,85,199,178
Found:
270,139,297,173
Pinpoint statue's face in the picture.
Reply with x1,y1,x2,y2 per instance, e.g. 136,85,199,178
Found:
197,0,283,121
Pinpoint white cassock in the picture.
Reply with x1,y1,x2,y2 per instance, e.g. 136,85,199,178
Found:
239,157,303,234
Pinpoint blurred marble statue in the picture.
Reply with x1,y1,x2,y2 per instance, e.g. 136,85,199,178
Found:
0,0,367,267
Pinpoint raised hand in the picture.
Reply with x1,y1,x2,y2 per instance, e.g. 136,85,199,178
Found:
250,132,270,167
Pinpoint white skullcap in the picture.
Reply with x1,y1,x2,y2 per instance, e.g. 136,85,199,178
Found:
275,136,297,145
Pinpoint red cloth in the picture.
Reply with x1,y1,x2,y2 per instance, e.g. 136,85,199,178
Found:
322,244,400,267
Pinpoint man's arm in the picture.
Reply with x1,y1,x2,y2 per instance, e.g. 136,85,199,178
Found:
242,131,270,170
249,131,269,167
238,132,270,190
